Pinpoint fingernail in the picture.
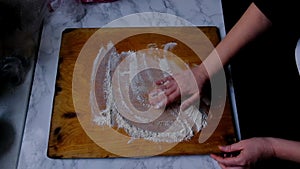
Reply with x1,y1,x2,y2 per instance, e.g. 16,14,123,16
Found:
163,80,169,85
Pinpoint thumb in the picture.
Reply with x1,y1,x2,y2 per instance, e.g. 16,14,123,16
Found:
219,142,243,153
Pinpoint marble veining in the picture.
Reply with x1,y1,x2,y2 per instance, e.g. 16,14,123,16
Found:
17,0,225,168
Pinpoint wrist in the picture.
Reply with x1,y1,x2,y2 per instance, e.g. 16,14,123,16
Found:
261,137,276,159
193,64,209,84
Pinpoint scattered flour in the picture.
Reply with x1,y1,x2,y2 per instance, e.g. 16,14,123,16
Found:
90,42,207,143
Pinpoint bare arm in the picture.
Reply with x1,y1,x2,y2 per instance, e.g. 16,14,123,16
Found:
151,3,272,109
197,2,272,80
269,137,300,163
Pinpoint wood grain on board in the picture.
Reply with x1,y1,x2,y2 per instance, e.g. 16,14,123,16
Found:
48,27,237,159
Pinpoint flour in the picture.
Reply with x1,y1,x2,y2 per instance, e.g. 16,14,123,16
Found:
159,42,177,76
162,42,177,51
90,42,207,143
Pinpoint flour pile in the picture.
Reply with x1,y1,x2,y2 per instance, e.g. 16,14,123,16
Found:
90,42,207,143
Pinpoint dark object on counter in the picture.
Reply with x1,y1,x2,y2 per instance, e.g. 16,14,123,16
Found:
0,54,30,86
0,0,47,89
0,1,26,87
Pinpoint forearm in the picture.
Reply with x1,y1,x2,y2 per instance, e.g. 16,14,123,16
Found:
268,137,300,163
199,2,272,80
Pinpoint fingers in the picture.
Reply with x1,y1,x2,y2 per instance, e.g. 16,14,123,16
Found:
162,82,177,96
148,88,167,109
148,87,180,109
219,163,243,169
218,163,241,169
149,77,181,109
155,76,173,85
151,74,201,110
210,154,244,168
219,143,243,153
218,163,227,169
166,87,180,104
211,143,248,169
149,80,199,110
210,153,220,160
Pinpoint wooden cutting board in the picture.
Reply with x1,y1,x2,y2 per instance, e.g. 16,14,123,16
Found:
48,27,237,158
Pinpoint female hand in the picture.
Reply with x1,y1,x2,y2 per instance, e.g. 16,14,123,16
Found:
148,65,208,110
210,137,275,169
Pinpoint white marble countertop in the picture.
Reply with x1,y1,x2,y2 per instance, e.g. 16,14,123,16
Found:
16,0,228,168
